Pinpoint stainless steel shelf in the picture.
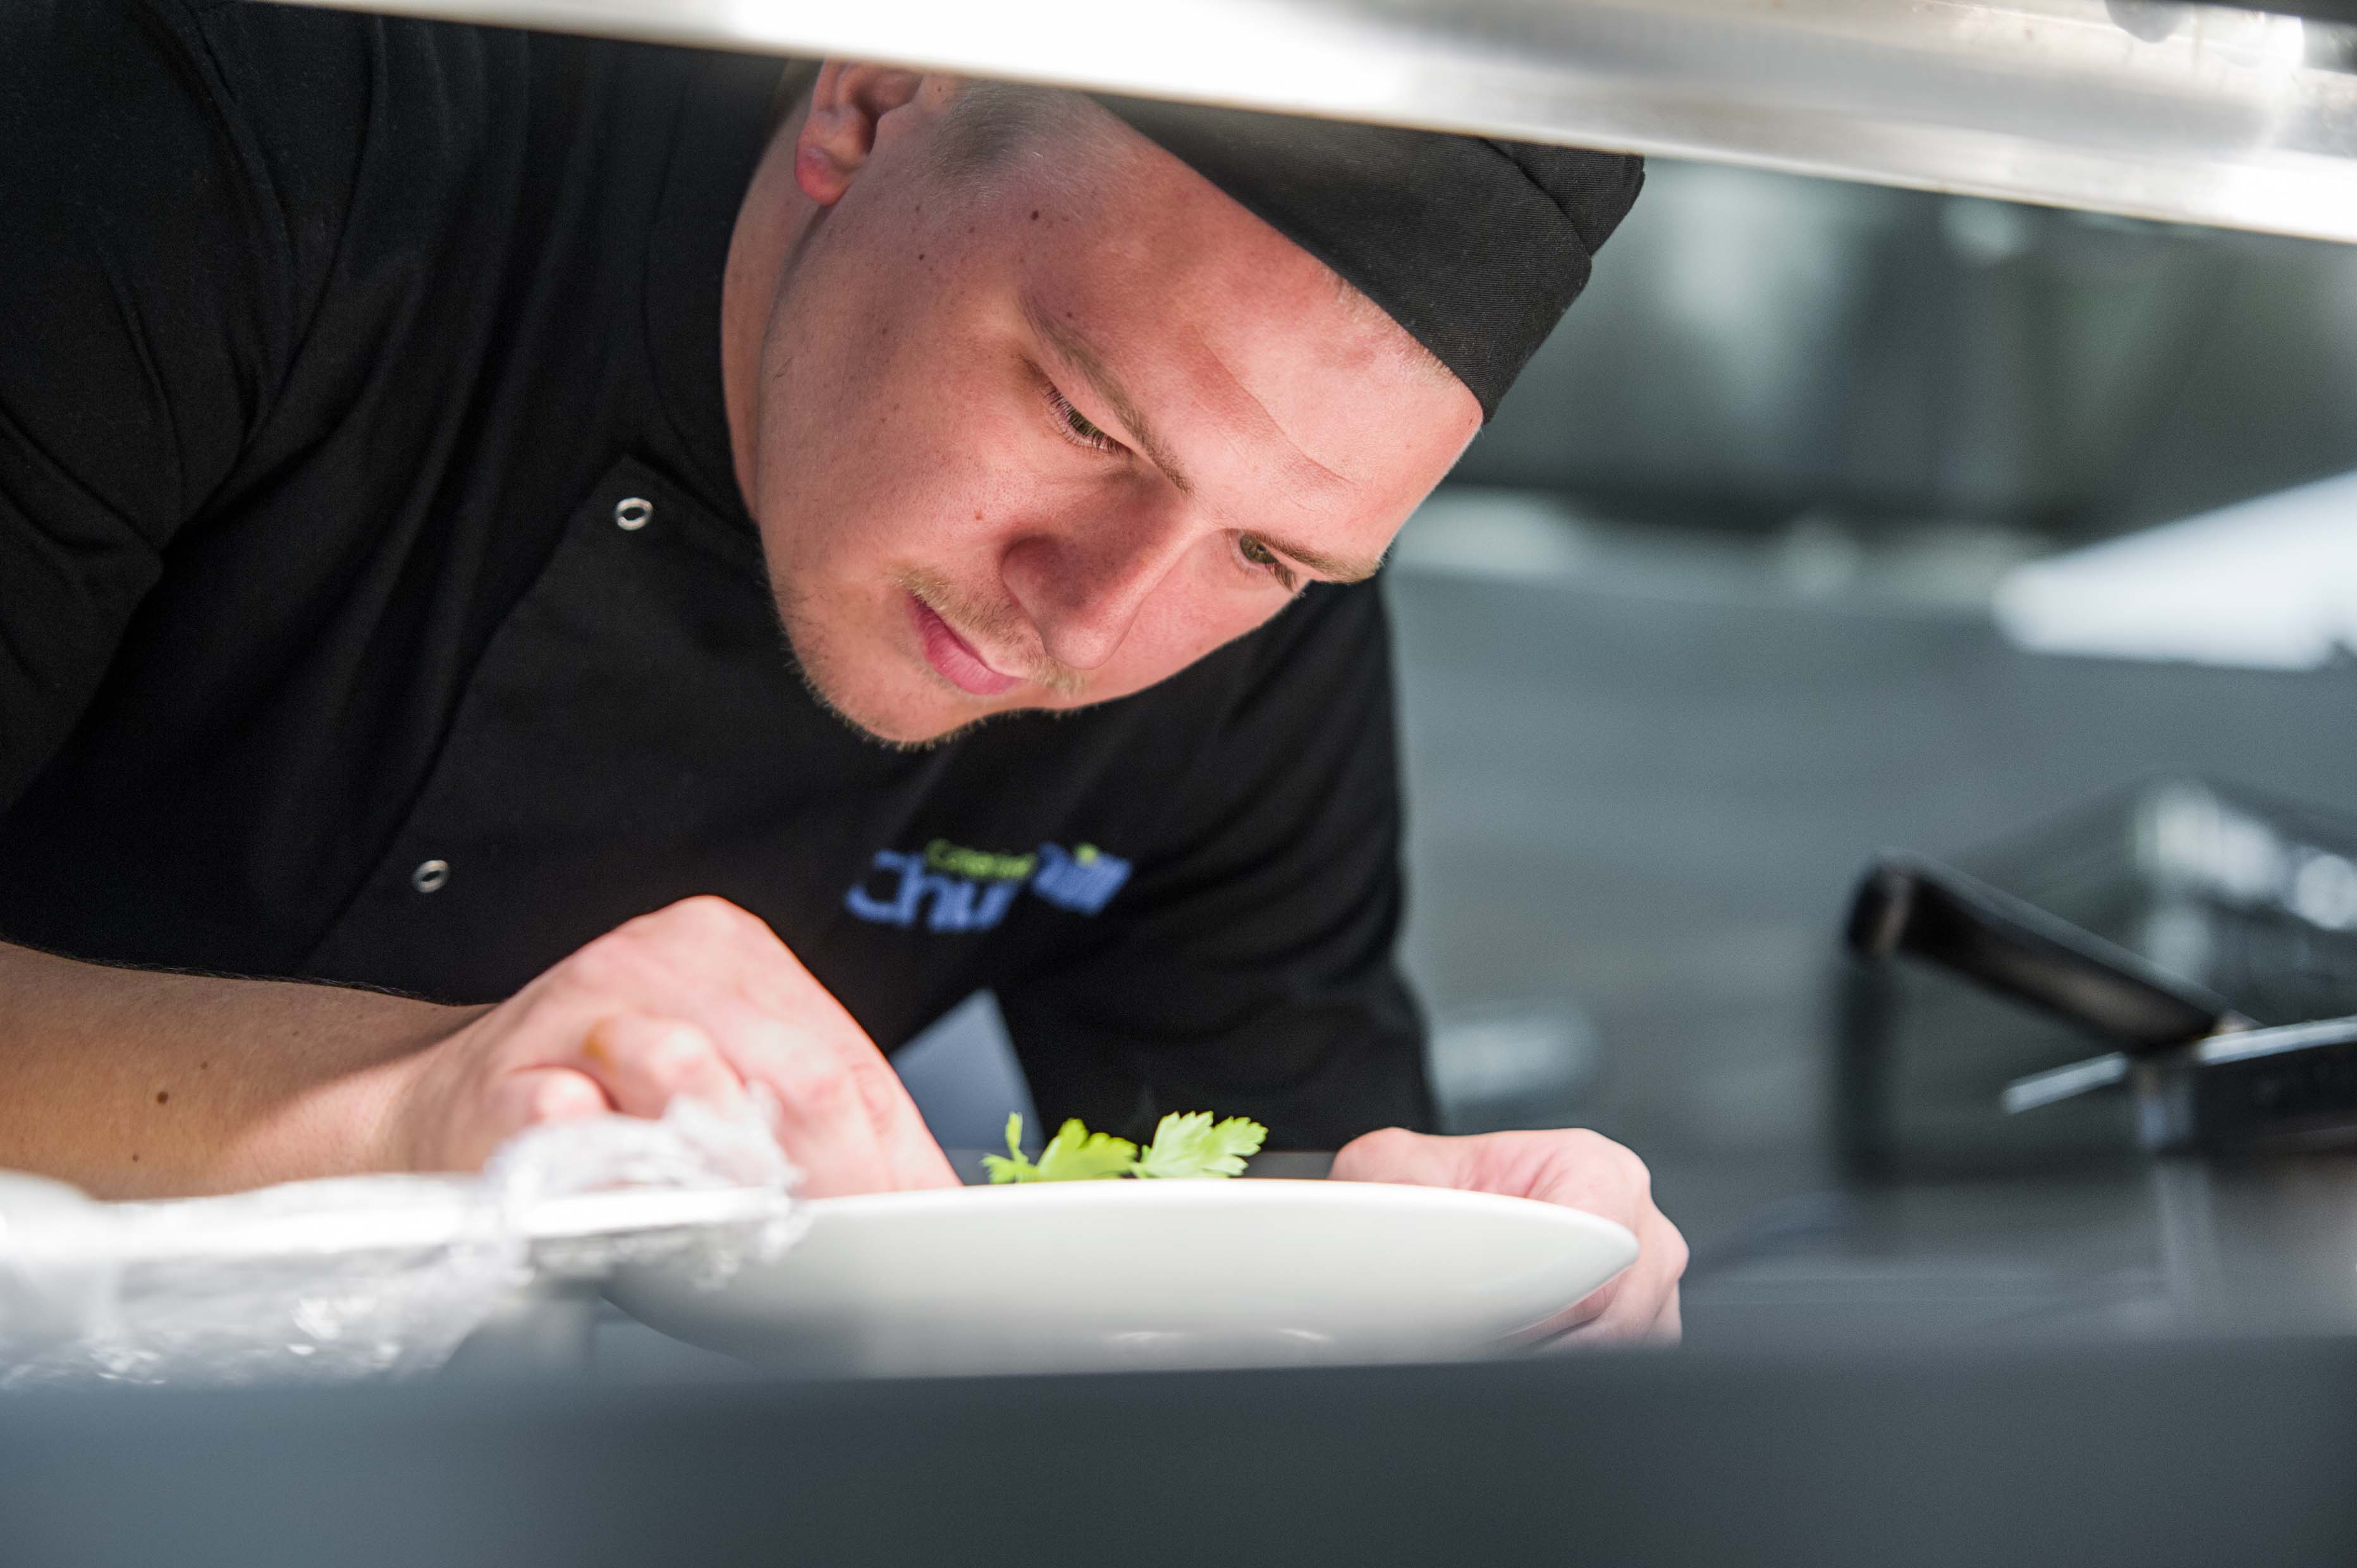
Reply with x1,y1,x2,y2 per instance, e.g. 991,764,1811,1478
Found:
271,0,2357,242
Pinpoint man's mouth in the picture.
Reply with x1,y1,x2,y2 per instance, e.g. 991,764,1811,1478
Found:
907,592,1022,697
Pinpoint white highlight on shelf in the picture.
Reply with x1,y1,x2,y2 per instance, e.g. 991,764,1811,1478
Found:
1993,469,2357,670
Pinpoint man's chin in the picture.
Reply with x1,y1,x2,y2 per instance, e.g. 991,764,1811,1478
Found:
776,598,1101,749
773,601,972,748
790,656,1020,752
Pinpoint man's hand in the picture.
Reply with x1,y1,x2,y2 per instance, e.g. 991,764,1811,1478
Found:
1330,1127,1686,1343
381,897,958,1197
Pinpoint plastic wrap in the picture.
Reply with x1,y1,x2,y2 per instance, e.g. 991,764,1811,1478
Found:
0,1097,804,1388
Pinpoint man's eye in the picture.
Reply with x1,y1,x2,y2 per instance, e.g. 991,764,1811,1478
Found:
1043,383,1117,454
1238,534,1298,591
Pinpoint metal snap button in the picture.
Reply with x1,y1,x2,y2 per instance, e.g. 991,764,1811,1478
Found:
411,859,451,894
614,496,654,532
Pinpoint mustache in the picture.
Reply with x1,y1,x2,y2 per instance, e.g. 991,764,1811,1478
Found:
895,568,1087,697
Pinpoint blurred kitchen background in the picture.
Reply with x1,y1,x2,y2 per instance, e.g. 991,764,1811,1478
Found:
895,154,2357,1342
1391,160,2357,1250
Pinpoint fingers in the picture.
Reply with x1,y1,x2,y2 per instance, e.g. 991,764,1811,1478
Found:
424,897,958,1194
779,1076,959,1196
1557,1282,1679,1346
1646,1208,1689,1333
626,983,954,1195
1330,1125,1471,1187
609,901,957,1194
1333,1125,1689,1349
573,1014,755,1122
1633,1205,1689,1340
752,1027,917,1198
797,1048,959,1193
1523,1132,1684,1344
1552,1208,1687,1346
697,907,958,1192
451,1066,610,1170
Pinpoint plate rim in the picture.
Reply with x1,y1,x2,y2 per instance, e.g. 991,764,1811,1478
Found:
793,1176,1639,1255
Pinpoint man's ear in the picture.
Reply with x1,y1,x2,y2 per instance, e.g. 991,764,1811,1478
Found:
795,62,927,205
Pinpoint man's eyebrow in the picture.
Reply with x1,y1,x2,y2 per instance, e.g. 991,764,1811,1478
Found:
1256,535,1385,584
1024,300,1195,496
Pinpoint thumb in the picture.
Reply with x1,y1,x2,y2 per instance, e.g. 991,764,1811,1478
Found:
453,1066,609,1170
1329,1127,1469,1187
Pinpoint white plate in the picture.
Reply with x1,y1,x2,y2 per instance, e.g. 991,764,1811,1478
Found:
608,1179,1638,1377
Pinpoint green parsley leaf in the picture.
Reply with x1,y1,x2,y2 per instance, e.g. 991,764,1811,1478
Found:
1034,1118,1140,1181
981,1111,1266,1182
983,1113,1138,1182
1132,1112,1268,1180
980,1112,1039,1184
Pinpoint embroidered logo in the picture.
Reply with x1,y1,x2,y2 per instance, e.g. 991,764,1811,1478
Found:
845,838,1132,933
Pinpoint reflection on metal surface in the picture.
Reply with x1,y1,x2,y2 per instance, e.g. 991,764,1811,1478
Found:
2193,1012,2357,1064
1447,157,2357,537
272,0,2357,242
1392,487,2046,604
2004,1051,2131,1112
1995,467,2357,666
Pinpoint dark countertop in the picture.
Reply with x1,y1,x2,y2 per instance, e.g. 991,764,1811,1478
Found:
16,1332,2357,1566
1681,1155,2357,1347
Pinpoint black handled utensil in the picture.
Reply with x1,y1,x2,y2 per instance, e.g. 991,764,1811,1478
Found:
1845,853,2250,1050
1846,852,2357,1146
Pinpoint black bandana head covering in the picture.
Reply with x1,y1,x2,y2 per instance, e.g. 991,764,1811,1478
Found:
1094,96,1644,421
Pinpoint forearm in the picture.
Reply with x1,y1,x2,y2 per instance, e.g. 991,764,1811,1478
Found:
0,941,477,1198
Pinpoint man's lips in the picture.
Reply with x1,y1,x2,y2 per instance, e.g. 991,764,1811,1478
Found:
908,594,1022,697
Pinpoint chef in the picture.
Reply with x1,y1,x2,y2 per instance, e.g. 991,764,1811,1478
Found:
0,1,1685,1337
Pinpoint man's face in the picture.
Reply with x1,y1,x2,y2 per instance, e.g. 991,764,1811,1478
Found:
738,80,1483,746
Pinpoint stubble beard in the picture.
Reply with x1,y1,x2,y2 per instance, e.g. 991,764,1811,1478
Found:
893,567,1086,700
765,562,1074,753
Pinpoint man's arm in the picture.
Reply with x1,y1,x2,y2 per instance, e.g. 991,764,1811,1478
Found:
0,941,456,1197
0,898,960,1199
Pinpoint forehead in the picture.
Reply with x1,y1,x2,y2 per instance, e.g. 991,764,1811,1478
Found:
984,115,1478,528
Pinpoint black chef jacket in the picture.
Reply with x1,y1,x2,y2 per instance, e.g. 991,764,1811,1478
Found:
0,0,1433,1148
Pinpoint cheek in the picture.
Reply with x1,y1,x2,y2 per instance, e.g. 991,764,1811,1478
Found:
757,351,1030,575
1095,565,1291,691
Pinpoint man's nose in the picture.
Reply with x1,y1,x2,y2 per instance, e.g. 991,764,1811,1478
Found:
1000,499,1195,673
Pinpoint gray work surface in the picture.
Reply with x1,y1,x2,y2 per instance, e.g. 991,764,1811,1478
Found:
1383,561,2357,1349
20,1335,2357,1566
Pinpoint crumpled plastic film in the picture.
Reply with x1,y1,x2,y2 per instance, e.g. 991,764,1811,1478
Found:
0,1097,804,1388
487,1090,809,1286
